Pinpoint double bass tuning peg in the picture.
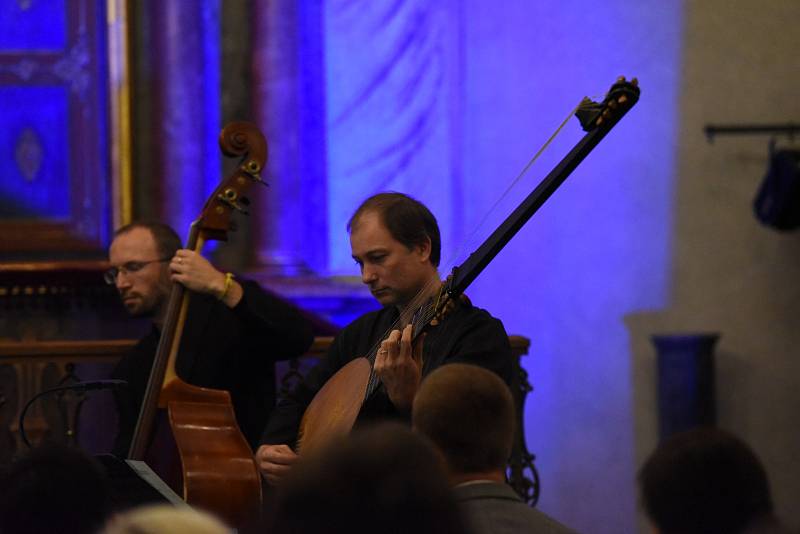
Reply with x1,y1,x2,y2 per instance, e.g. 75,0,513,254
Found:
241,161,269,186
217,190,250,215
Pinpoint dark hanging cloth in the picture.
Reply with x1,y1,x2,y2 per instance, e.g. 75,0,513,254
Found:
753,149,800,231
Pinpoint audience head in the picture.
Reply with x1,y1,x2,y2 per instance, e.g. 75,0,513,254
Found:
268,422,468,534
638,427,774,534
0,443,112,534
413,363,515,480
102,505,230,534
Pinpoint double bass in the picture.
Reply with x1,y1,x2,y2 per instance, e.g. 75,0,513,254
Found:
298,77,641,454
127,122,267,527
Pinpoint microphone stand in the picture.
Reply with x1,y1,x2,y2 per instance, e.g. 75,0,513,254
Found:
18,380,127,449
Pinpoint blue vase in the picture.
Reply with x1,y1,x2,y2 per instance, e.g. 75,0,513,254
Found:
651,333,719,441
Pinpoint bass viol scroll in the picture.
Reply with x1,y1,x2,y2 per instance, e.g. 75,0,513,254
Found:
127,122,267,528
298,77,641,454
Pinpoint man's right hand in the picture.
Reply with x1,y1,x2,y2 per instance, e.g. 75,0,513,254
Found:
255,444,298,486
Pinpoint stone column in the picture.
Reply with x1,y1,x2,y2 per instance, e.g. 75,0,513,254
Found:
149,0,221,243
251,0,327,275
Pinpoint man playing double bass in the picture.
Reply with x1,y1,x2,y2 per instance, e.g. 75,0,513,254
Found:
257,192,513,485
108,222,314,455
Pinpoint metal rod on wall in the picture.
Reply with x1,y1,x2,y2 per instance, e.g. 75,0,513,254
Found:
704,123,800,143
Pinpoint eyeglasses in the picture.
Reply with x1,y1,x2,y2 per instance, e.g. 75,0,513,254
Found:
104,258,170,285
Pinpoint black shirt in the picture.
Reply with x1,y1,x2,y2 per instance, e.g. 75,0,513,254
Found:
261,299,512,448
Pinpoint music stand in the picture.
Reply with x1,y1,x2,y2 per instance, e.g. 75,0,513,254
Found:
94,454,187,511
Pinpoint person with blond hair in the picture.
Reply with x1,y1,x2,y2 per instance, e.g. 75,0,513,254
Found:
103,505,230,534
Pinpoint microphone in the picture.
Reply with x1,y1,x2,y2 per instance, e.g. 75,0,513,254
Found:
63,379,128,392
18,380,129,449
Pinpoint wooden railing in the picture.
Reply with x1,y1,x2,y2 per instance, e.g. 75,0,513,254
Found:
0,334,539,503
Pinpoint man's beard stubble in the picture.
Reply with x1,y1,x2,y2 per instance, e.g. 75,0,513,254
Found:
121,274,171,321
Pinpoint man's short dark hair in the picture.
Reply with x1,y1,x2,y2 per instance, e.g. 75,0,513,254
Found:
413,363,515,475
268,423,468,534
638,427,773,534
114,221,182,259
347,192,441,267
0,443,112,534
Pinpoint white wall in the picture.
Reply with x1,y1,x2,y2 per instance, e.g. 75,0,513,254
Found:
630,1,800,531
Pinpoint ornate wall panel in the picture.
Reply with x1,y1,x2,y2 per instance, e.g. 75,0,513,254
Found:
0,0,111,255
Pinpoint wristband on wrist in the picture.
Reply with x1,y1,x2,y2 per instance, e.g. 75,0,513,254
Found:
218,272,235,300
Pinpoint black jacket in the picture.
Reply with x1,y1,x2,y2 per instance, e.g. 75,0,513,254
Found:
112,280,314,455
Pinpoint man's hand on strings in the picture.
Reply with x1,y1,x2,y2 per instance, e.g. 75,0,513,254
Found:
374,324,424,413
169,249,243,307
255,444,298,486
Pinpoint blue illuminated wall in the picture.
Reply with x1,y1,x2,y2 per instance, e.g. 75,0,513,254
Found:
0,0,66,50
152,0,221,245
0,1,70,220
0,0,111,250
323,1,682,531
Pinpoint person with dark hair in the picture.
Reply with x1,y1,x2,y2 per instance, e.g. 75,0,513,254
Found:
266,422,469,534
638,427,788,534
108,221,314,454
413,363,575,534
347,191,443,268
256,192,513,485
0,443,112,534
